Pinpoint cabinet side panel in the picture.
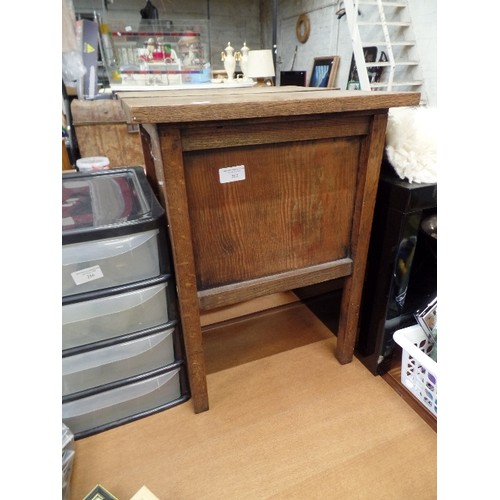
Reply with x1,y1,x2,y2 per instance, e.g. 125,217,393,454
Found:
184,137,361,289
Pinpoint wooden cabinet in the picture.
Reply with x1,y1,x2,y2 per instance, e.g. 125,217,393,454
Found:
71,98,145,168
118,87,420,413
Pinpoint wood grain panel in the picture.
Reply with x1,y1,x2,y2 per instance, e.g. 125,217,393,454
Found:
156,127,209,413
337,113,389,364
183,136,360,290
74,123,145,167
72,99,145,167
198,258,352,310
120,88,421,124
180,113,370,151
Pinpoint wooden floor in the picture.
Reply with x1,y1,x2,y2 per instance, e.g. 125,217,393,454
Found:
69,296,436,499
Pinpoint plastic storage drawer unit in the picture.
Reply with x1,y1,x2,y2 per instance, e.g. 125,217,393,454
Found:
62,228,161,296
62,276,173,350
62,167,169,298
62,364,184,438
62,326,176,396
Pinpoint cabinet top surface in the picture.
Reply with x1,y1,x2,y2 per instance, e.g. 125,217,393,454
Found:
117,87,420,124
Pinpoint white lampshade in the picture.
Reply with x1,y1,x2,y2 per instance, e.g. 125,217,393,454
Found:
246,49,275,78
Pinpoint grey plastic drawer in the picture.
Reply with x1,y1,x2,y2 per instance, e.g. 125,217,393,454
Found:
62,326,176,396
62,280,171,350
62,229,161,297
62,365,182,436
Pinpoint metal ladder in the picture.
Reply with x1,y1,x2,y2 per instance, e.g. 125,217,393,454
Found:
343,0,426,101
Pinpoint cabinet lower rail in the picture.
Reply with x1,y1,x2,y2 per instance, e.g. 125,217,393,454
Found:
198,258,353,310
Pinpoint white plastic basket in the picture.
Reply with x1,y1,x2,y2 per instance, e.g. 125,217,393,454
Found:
393,324,437,416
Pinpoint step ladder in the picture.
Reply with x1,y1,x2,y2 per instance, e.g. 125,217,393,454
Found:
343,0,427,103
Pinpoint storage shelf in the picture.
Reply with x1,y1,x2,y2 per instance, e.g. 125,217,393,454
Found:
120,69,204,75
365,61,419,67
370,80,423,88
358,21,410,27
111,31,201,37
363,40,415,46
359,1,407,6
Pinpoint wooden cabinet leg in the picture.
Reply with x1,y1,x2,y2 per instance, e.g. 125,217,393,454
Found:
141,124,209,413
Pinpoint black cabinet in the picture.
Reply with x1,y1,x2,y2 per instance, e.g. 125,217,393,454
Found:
356,161,437,375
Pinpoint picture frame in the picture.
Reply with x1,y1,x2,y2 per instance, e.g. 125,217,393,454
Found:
308,56,340,88
346,46,387,88
414,296,437,343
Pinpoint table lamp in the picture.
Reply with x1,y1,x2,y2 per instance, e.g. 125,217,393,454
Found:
246,49,275,86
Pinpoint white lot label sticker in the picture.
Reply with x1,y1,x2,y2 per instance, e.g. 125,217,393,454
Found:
219,165,246,184
62,216,75,227
71,265,104,285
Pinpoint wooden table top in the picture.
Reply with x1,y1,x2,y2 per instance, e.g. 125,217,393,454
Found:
117,87,421,124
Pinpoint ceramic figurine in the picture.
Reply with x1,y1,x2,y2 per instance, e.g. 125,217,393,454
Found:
238,42,250,80
221,42,236,80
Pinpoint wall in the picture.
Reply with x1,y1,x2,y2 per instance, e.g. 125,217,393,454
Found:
405,0,437,106
71,0,436,106
275,0,437,106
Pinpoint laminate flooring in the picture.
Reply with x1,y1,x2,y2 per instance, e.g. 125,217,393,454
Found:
69,299,436,499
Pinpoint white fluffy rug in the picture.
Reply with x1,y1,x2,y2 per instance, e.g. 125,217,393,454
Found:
385,106,437,184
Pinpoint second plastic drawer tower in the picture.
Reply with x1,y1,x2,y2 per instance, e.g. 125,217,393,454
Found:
62,167,190,439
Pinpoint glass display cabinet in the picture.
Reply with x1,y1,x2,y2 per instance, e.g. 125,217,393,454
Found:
101,19,211,89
